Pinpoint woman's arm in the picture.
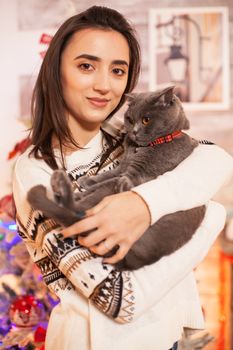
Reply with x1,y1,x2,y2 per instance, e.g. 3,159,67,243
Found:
16,178,225,324
132,143,233,224
62,143,233,263
129,200,225,319
12,146,230,324
44,201,225,323
12,159,123,320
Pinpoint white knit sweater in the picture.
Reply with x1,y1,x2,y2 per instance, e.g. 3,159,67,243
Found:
12,129,233,350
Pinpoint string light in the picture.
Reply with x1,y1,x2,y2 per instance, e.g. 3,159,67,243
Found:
0,219,17,231
217,251,233,349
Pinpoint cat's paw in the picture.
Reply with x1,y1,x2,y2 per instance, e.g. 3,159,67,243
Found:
116,176,132,192
27,185,47,208
73,191,83,201
51,170,72,205
78,175,96,189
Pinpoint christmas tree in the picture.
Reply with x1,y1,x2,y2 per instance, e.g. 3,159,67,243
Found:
0,140,58,350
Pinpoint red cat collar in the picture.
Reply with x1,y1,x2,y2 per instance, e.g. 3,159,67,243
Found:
148,131,183,146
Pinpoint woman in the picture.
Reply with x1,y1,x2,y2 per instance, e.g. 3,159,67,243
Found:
12,5,233,350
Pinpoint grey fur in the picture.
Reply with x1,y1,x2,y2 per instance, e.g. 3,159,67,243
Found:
28,86,206,271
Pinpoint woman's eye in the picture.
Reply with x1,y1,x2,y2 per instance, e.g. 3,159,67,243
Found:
113,68,126,76
79,63,93,71
142,117,151,125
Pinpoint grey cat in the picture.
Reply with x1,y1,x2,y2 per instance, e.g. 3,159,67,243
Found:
28,86,206,271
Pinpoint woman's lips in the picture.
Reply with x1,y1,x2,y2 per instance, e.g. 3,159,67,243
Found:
87,97,110,108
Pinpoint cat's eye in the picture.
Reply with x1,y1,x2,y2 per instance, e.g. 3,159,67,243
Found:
142,117,151,125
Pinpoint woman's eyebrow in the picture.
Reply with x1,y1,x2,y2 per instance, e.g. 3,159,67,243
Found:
113,59,129,67
74,54,129,66
74,54,100,61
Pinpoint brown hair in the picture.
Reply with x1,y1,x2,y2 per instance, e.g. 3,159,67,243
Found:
30,5,141,169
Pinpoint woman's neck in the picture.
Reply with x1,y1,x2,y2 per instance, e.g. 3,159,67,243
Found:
53,115,101,154
69,115,101,146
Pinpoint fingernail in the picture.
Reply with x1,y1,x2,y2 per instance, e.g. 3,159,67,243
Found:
76,211,86,219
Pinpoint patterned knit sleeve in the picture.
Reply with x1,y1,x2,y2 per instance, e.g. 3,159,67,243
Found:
15,205,135,323
12,147,228,325
12,155,135,324
15,192,225,325
41,230,135,323
41,200,225,323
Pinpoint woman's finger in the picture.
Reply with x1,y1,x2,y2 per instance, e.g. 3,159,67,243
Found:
90,236,118,255
61,196,113,238
78,228,110,248
61,215,99,238
85,196,111,216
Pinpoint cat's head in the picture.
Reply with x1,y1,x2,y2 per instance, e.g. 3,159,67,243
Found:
124,86,189,146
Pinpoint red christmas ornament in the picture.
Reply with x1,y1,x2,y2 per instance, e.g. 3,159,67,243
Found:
40,33,53,45
9,295,44,327
34,325,46,343
0,194,16,219
7,137,31,160
39,33,53,58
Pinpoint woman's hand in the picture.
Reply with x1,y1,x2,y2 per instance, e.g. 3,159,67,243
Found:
61,191,151,264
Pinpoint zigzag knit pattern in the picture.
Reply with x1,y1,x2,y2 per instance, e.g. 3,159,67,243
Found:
16,143,134,323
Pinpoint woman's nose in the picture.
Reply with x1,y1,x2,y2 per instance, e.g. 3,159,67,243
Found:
93,70,110,94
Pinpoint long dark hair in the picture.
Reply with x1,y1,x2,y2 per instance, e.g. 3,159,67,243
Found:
30,5,141,169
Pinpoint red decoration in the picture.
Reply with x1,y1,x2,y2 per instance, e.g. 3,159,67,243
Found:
216,251,233,349
0,194,16,219
40,33,53,45
39,33,53,58
7,137,31,160
34,326,46,343
148,130,182,146
9,295,44,327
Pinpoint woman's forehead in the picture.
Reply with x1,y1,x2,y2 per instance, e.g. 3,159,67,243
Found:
63,28,130,63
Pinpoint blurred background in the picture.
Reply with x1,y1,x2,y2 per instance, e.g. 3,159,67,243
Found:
0,0,232,349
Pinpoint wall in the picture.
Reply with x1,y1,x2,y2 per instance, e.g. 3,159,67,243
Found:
0,0,232,208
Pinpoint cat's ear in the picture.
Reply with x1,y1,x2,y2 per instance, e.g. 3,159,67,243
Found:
183,118,190,130
124,93,137,104
157,86,176,105
146,86,176,106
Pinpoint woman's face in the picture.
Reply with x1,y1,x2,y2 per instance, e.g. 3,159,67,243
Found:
60,28,130,130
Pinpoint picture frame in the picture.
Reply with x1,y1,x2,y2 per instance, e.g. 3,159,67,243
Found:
148,7,230,110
